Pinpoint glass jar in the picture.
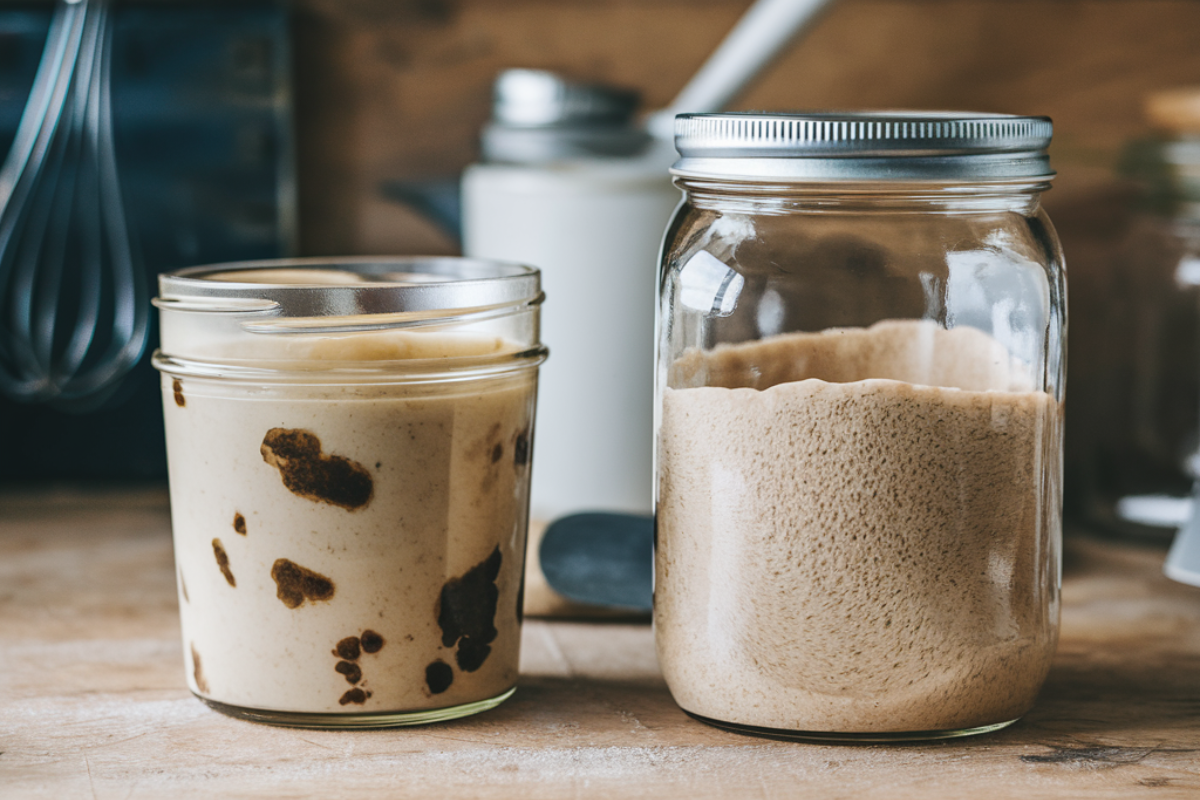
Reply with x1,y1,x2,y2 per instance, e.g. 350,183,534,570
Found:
152,258,546,728
1080,124,1200,541
654,112,1066,741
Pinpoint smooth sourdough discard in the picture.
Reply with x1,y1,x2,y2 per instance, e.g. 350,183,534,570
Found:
163,329,535,715
655,320,1061,733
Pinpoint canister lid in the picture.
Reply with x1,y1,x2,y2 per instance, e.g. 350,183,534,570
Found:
492,69,638,127
481,69,650,162
672,111,1054,181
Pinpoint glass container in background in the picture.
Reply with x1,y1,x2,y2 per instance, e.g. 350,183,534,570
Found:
153,258,546,728
1079,87,1200,541
462,69,680,524
654,112,1066,741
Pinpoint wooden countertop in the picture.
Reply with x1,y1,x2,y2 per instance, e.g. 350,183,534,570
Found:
1,487,1198,798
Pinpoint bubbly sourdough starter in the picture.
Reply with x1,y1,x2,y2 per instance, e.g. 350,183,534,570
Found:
656,320,1060,733
163,330,536,715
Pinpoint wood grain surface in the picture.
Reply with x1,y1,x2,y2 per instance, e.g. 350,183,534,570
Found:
0,487,1198,798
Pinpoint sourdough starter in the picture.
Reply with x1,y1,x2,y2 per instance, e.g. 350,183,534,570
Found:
655,320,1060,733
163,330,536,715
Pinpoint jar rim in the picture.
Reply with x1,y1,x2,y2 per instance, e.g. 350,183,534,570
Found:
155,257,543,332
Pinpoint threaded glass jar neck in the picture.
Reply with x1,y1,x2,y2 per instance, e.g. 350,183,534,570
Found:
674,176,1050,215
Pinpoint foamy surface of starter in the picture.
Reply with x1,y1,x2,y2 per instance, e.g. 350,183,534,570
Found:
163,326,536,715
204,267,370,285
190,267,522,365
264,329,517,363
197,328,521,366
657,320,1060,733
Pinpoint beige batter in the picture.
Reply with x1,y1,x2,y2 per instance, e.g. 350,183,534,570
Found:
655,320,1061,734
163,328,536,715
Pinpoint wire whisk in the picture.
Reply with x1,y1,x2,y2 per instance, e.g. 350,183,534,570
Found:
0,0,148,409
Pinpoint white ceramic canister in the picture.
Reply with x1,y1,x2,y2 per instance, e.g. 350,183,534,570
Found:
462,70,680,522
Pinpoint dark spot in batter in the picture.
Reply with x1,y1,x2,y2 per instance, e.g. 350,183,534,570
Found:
233,512,247,535
173,378,186,407
516,567,525,625
335,660,363,684
271,558,335,609
491,442,504,463
339,688,371,705
212,539,236,587
514,430,529,466
426,660,453,694
334,636,360,661
360,630,384,654
191,643,209,693
456,639,493,672
437,546,501,672
260,428,373,510
375,462,381,469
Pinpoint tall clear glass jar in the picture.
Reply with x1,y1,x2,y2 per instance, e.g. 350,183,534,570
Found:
654,112,1066,741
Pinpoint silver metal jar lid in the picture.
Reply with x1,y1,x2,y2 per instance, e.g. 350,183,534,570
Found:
672,111,1054,182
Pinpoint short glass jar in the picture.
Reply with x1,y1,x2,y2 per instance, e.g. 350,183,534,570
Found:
654,112,1066,741
153,258,546,728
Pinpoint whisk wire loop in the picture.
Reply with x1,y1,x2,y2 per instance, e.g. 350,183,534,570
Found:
0,0,149,407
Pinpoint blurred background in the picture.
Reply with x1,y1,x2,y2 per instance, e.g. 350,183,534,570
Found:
3,0,1200,544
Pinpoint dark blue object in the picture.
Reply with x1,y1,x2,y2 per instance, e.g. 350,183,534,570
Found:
539,512,654,613
0,2,292,482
